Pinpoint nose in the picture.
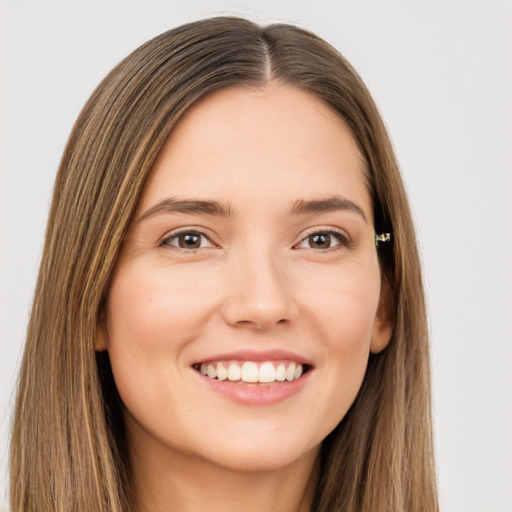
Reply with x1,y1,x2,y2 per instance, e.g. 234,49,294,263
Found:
221,249,299,330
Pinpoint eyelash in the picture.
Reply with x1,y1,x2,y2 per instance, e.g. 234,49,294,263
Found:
294,228,352,251
159,230,216,251
159,227,352,252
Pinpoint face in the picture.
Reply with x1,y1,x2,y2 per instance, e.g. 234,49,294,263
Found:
100,83,392,474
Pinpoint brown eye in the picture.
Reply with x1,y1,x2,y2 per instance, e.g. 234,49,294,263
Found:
178,233,201,249
308,233,332,249
295,230,350,251
160,231,214,250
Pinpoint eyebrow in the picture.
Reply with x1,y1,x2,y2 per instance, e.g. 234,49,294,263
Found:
138,198,232,222
138,195,367,223
289,196,367,222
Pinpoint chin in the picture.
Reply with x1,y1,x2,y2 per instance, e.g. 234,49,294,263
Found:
187,425,322,474
203,440,320,474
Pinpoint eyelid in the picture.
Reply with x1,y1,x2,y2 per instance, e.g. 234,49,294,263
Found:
158,227,220,249
293,226,352,250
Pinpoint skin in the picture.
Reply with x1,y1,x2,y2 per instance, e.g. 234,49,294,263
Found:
98,82,393,512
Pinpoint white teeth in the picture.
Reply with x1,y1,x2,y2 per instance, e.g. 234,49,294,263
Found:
241,362,259,383
275,363,286,381
227,363,241,381
216,363,228,381
199,361,305,383
207,364,217,379
258,362,276,383
286,362,296,382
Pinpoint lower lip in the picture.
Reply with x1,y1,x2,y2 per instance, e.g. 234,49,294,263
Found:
194,370,312,405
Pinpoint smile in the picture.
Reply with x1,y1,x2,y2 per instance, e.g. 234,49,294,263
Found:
194,361,306,384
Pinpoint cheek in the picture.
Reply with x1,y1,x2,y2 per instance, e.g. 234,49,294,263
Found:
107,264,218,352
104,265,218,403
303,264,381,350
103,265,224,444
301,270,381,430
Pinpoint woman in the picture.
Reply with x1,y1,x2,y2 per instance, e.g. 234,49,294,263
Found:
10,16,438,512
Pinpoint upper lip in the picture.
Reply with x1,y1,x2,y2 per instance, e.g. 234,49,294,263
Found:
192,349,314,367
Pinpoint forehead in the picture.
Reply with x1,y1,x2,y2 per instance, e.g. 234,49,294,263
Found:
138,83,372,219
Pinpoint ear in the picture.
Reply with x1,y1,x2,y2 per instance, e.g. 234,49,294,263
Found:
95,306,110,352
370,278,394,354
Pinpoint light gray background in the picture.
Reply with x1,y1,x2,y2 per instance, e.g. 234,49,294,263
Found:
1,1,511,511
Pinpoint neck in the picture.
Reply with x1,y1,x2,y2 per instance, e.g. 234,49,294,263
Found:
128,428,320,512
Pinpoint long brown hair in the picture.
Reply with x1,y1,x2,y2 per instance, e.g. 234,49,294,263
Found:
10,16,438,511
